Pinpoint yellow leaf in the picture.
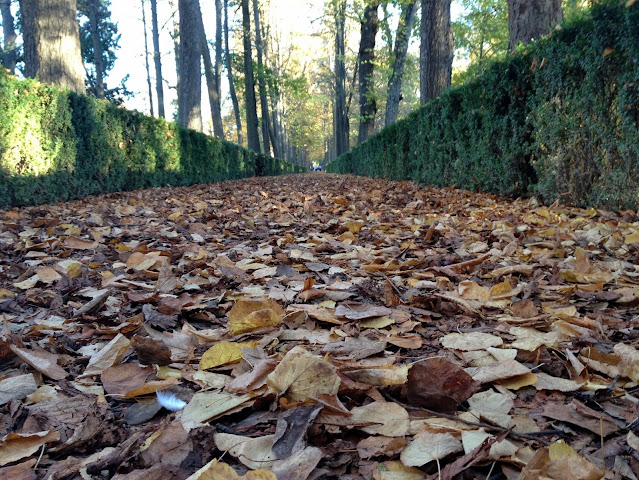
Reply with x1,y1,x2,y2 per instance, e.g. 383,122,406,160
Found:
624,231,639,244
602,48,615,57
227,298,284,335
458,281,490,301
490,279,512,297
199,341,258,370
186,459,277,480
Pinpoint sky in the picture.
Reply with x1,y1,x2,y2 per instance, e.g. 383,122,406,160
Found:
109,0,327,129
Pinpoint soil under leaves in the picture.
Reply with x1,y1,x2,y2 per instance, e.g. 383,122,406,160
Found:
1,173,638,480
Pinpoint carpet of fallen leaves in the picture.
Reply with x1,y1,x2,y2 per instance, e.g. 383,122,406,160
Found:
1,172,639,480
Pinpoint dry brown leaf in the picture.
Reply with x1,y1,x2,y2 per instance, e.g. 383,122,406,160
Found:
267,346,340,402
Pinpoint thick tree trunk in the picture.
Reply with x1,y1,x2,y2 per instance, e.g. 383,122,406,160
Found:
141,0,154,115
253,0,271,156
508,0,562,51
420,0,453,104
241,0,260,153
197,3,224,138
177,0,202,131
357,1,380,145
87,0,104,98
334,0,348,157
224,0,242,145
0,0,17,73
19,0,85,93
385,0,417,126
150,0,165,117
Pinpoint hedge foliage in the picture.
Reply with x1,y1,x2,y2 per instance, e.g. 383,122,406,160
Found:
327,0,639,210
0,71,303,208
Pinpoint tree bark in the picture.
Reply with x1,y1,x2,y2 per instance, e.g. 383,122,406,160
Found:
150,0,165,117
357,1,380,145
141,0,154,115
197,3,224,138
168,0,180,89
87,0,104,98
385,0,417,126
241,0,260,152
420,0,453,104
19,0,85,93
177,0,202,131
213,0,224,137
253,0,271,156
508,0,562,51
0,0,17,73
334,0,348,157
224,0,242,145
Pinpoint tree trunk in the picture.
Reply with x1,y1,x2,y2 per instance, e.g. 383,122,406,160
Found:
508,0,562,51
385,0,417,126
141,0,154,115
169,0,180,89
197,3,224,138
0,0,17,73
420,0,453,104
177,0,202,131
224,0,242,145
150,0,165,117
214,0,224,137
357,1,380,145
241,0,260,153
334,0,348,157
19,0,85,94
253,0,271,156
87,0,104,98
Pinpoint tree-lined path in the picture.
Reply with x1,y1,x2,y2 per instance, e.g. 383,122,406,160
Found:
1,173,638,478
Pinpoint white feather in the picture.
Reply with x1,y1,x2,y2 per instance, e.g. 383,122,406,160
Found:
156,390,187,411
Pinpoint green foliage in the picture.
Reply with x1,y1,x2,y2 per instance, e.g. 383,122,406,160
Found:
77,0,130,102
328,0,639,211
0,70,303,208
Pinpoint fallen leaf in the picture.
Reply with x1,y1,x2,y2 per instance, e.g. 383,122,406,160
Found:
267,346,340,402
227,297,285,335
407,358,480,412
400,432,463,467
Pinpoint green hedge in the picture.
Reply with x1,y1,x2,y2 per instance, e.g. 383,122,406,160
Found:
327,0,639,210
0,71,303,208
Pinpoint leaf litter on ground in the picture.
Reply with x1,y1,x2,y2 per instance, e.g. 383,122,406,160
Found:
1,173,638,479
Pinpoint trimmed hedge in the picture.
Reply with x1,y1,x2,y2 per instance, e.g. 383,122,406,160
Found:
327,0,639,210
0,70,303,208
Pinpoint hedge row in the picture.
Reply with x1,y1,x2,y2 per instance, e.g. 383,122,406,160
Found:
0,70,303,208
327,0,639,211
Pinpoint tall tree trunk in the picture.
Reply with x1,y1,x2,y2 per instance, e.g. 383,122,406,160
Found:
19,0,85,93
214,0,224,137
252,0,271,156
177,0,202,131
334,0,348,157
508,0,562,51
357,1,380,145
197,3,224,138
169,0,180,89
150,0,165,117
0,0,17,73
385,0,417,126
141,0,154,115
241,0,260,152
87,0,104,98
224,0,242,145
420,0,453,104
